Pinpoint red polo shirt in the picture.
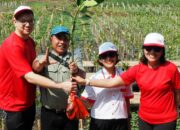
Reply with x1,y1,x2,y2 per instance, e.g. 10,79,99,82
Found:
0,32,36,111
121,62,180,124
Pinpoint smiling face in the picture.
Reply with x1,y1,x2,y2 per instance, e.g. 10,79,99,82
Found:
98,51,118,70
143,46,164,66
50,33,70,55
14,12,34,39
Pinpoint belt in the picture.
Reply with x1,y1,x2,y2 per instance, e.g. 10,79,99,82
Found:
42,106,66,114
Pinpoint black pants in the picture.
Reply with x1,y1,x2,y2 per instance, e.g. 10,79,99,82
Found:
5,103,35,130
89,117,128,130
138,117,177,130
41,106,79,130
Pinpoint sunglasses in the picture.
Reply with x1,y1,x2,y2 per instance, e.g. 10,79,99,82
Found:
55,33,70,41
17,18,35,25
143,46,163,52
99,52,117,59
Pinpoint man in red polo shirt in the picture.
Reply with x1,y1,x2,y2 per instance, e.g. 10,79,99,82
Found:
0,5,77,130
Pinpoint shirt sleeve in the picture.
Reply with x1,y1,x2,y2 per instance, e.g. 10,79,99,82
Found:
172,66,180,89
120,65,138,86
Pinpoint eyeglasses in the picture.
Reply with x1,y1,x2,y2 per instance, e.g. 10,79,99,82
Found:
16,18,35,25
99,52,117,59
55,33,70,42
143,46,163,52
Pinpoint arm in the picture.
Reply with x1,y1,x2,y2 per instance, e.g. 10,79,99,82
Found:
24,71,77,92
32,47,57,73
32,59,45,72
73,76,125,88
69,61,86,78
175,89,180,107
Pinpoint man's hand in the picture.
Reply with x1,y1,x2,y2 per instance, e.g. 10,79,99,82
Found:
39,47,57,66
59,80,77,93
69,61,79,74
32,47,57,72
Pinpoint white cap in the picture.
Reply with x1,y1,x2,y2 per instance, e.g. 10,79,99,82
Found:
143,32,165,47
99,42,117,55
14,5,33,18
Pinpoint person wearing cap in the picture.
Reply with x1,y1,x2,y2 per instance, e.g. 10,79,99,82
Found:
0,6,77,130
32,25,85,130
73,33,180,130
78,42,133,130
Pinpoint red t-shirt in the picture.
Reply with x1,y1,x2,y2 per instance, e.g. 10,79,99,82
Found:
121,62,180,124
0,32,36,111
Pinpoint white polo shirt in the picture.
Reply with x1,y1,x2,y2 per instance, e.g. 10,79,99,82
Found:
81,67,133,119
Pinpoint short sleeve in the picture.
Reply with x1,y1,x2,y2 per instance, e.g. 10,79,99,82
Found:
172,67,180,89
120,65,138,86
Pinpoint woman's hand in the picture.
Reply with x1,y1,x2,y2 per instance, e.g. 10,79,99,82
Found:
72,76,86,86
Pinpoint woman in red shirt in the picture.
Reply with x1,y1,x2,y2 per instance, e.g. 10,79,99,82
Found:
73,32,180,130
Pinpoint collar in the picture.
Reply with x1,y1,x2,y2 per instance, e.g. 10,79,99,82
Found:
101,67,119,79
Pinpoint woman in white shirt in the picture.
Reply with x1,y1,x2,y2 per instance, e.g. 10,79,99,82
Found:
81,42,133,130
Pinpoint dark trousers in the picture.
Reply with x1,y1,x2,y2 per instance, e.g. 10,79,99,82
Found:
89,117,128,130
5,103,35,130
138,117,177,130
41,106,79,130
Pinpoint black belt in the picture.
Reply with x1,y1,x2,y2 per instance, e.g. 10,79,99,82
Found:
42,106,66,114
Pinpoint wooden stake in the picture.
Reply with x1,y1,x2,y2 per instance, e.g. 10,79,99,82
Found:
79,119,84,130
2,118,5,130
37,119,41,130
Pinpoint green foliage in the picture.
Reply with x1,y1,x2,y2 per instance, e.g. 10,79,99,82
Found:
70,0,99,61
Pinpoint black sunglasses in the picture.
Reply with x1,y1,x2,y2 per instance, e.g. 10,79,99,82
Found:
55,33,70,41
99,52,117,59
143,46,163,52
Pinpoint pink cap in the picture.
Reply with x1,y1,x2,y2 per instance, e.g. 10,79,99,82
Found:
143,32,165,47
14,5,33,18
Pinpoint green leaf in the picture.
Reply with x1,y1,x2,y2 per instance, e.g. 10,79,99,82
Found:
83,0,97,7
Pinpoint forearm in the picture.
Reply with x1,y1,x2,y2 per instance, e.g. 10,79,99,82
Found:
88,77,125,88
24,71,59,88
32,60,44,73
